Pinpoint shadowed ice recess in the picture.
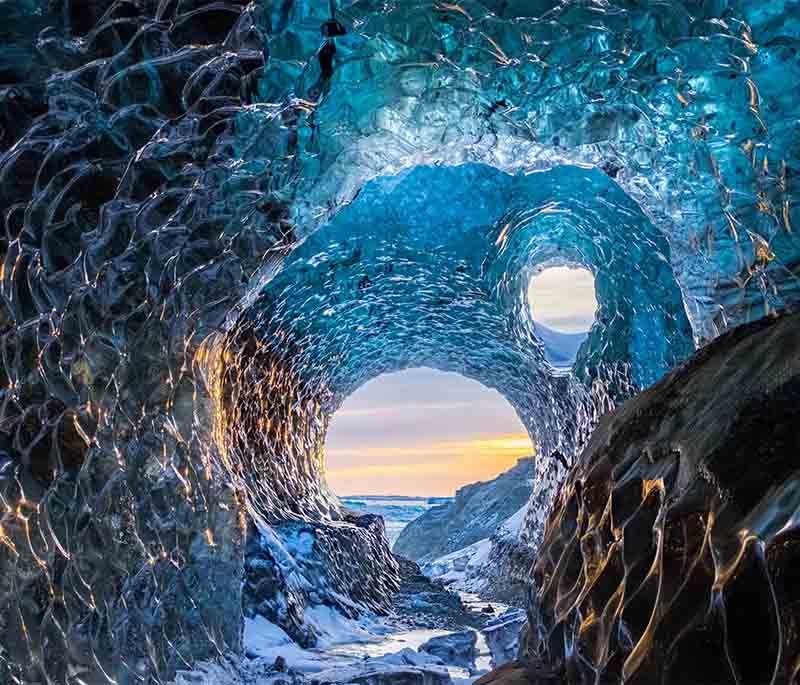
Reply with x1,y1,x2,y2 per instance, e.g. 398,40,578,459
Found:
0,0,799,682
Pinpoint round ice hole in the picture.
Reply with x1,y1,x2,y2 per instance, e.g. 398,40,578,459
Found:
528,266,597,367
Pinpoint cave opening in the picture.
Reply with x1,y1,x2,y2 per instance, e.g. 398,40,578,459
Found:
527,264,598,368
1,0,799,681
203,162,697,662
529,265,597,334
213,162,694,529
324,367,535,545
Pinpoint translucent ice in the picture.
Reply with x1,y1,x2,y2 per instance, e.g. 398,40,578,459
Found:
0,0,798,681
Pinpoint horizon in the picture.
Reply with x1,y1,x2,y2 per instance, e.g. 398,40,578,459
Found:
340,494,453,500
325,368,537,496
338,455,535,499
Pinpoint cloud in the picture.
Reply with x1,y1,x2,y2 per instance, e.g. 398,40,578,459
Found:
529,266,597,332
325,432,534,496
324,368,535,496
334,401,475,419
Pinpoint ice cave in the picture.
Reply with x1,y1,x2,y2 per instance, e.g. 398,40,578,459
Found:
0,0,798,683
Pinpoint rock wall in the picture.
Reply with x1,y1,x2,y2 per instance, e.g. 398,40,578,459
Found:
528,310,800,683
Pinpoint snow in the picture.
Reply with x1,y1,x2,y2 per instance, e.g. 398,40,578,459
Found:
499,502,529,538
243,615,340,672
421,501,529,595
178,499,529,683
244,616,293,652
304,604,392,647
178,591,521,684
177,609,480,683
421,537,492,585
241,606,396,672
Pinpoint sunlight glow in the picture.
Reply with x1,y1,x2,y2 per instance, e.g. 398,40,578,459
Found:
529,266,598,333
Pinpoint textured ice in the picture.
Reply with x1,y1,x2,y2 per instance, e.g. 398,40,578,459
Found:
0,0,798,682
219,162,692,526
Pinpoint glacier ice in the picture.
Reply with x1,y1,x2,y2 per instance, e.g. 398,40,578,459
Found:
215,162,693,523
0,0,798,681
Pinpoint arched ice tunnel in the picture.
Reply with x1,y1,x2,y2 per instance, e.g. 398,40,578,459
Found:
0,0,798,682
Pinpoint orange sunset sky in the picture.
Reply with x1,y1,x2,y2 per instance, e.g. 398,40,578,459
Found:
324,369,535,496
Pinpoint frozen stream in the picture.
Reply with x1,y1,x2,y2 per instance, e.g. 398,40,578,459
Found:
177,500,524,683
234,602,515,683
319,593,512,679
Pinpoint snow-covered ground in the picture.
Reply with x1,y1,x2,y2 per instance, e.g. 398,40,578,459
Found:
244,602,498,677
421,538,493,586
421,502,529,594
176,497,528,683
176,604,497,684
241,609,395,673
237,586,514,674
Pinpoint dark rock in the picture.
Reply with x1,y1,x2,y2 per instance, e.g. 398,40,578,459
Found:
390,556,479,631
527,310,800,683
311,654,452,685
420,630,478,670
482,605,495,614
473,660,564,685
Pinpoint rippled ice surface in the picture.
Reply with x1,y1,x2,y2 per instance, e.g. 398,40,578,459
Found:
2,0,800,681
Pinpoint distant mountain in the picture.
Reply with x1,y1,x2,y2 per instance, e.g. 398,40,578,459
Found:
341,495,453,502
392,457,534,562
534,323,587,367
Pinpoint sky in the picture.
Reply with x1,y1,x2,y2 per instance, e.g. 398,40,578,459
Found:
529,266,597,333
324,266,597,496
325,368,534,496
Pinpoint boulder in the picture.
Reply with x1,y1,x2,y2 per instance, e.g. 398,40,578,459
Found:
312,659,452,685
527,311,800,683
473,660,563,685
482,609,527,668
419,630,478,670
378,648,445,667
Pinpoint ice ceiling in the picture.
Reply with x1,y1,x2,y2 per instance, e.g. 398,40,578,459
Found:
0,0,798,681
213,162,692,520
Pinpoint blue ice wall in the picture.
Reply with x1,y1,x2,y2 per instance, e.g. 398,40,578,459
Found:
244,0,800,343
217,161,692,552
0,0,797,681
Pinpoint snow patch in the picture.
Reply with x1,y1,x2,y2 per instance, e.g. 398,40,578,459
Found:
422,502,528,591
499,502,529,538
421,538,492,586
244,616,293,652
304,604,392,648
